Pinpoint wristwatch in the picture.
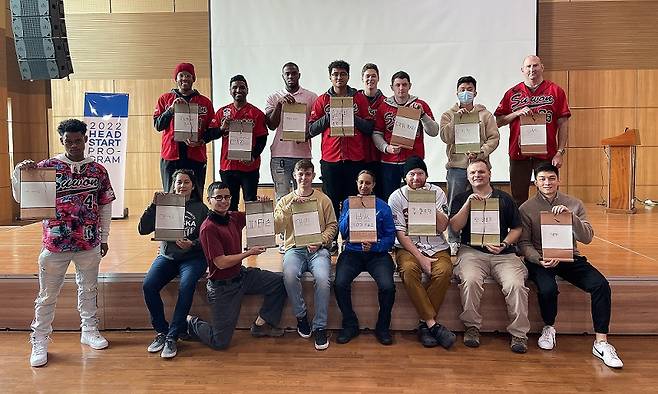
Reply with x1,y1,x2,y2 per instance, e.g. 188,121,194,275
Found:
501,241,510,249
557,148,566,155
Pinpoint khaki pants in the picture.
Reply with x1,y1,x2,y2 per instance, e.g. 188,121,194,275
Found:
454,245,530,338
395,249,452,322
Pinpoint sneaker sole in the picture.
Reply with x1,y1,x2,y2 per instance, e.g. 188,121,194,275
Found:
147,344,165,353
81,339,109,350
30,358,47,367
592,349,623,369
297,329,312,339
314,341,329,350
538,341,555,350
511,346,528,354
161,351,177,359
464,339,480,348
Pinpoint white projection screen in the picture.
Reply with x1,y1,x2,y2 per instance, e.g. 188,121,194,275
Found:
210,0,537,183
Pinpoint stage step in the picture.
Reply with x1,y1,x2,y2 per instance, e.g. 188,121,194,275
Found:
2,273,656,334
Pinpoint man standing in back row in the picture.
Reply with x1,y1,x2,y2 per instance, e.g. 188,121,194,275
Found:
495,55,571,206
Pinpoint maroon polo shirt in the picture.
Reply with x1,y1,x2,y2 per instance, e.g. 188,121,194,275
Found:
200,211,246,280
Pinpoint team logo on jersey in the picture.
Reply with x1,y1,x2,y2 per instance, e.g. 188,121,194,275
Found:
198,106,208,115
384,111,396,131
222,108,232,117
510,92,555,111
322,102,360,115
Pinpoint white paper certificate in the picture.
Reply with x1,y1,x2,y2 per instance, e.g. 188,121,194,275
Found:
455,123,480,144
392,116,418,140
541,224,573,249
349,207,376,232
282,111,306,132
155,206,185,230
293,211,321,236
174,112,199,133
330,107,354,128
471,211,500,235
246,212,275,238
520,124,547,145
21,182,56,208
408,202,436,226
228,131,253,152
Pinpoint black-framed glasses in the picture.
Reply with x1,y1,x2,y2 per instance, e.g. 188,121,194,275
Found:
210,195,232,201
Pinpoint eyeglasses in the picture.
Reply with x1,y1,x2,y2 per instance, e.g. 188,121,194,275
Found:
210,195,232,201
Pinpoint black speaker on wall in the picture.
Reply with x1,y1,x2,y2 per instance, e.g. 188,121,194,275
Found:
9,0,73,80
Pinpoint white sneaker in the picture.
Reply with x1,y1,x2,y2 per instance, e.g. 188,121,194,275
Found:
449,242,460,256
29,336,49,367
593,341,623,368
538,325,556,350
81,328,109,350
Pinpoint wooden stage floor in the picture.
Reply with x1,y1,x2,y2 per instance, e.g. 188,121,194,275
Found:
0,331,656,393
2,204,657,278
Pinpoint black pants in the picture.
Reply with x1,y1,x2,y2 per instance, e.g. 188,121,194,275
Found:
525,255,611,334
320,160,365,235
219,170,259,211
334,250,396,333
160,158,207,197
188,267,287,350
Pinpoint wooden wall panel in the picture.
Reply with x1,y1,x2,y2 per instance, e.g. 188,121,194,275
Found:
124,152,163,190
9,122,49,154
63,0,110,14
0,153,9,187
65,13,208,79
127,116,161,153
637,109,658,146
174,0,208,12
568,108,636,148
567,148,608,186
543,70,568,91
6,92,48,124
51,79,113,117
637,70,658,107
568,70,637,108
539,1,658,70
636,147,658,186
111,0,174,13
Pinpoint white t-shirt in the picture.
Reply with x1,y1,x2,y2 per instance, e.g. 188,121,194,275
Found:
264,86,318,159
388,183,450,255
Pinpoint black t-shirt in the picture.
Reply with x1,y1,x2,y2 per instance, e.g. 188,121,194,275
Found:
449,188,521,254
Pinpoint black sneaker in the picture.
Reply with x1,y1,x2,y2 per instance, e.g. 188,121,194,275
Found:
417,322,438,348
147,333,166,353
251,322,285,338
160,338,177,359
297,315,312,338
430,323,456,349
336,326,359,344
375,330,393,346
314,329,329,350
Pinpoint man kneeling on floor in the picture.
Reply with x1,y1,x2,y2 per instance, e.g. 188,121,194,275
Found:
519,163,623,368
449,159,529,353
187,182,287,349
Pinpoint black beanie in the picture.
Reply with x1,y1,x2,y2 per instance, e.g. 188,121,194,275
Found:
403,155,427,177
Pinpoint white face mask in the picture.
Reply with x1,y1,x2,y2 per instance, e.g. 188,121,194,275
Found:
457,90,475,105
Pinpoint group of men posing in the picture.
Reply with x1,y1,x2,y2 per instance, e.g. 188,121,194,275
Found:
13,55,621,370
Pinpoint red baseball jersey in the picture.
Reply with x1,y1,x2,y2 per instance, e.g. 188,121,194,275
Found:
494,80,571,160
308,89,373,162
153,90,217,162
216,102,268,172
363,92,386,163
374,98,435,163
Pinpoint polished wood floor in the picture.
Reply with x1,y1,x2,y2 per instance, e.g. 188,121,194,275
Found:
2,204,658,277
0,331,654,393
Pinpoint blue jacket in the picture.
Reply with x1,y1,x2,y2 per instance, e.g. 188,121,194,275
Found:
339,197,396,253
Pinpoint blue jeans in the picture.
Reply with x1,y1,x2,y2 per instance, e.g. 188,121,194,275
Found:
446,167,470,243
380,162,406,202
142,254,206,339
270,157,302,202
282,247,332,331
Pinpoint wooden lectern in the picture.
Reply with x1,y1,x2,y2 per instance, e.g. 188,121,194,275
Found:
601,128,641,214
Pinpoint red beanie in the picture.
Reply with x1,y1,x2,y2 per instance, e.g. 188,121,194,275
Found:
173,63,196,81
